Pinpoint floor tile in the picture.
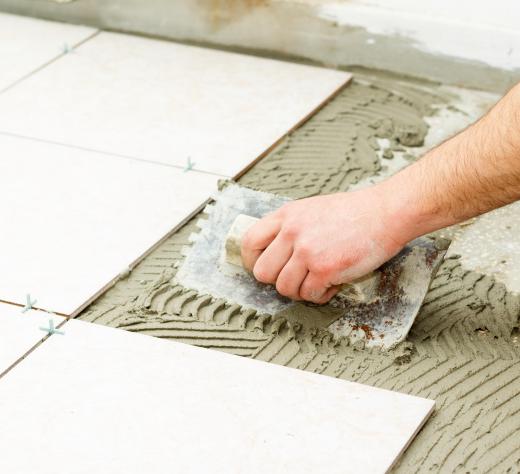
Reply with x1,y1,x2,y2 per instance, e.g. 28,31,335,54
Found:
0,301,64,375
0,134,220,316
0,318,433,473
0,12,96,92
0,31,350,176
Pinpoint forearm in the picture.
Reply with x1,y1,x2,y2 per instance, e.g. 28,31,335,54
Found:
379,82,520,243
242,83,520,303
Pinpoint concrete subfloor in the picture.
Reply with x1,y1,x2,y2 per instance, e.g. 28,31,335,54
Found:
80,69,520,473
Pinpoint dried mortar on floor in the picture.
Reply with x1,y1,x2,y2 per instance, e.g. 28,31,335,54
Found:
79,70,520,473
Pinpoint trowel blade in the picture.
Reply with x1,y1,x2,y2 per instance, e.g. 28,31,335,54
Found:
328,238,447,349
176,183,447,350
176,183,293,315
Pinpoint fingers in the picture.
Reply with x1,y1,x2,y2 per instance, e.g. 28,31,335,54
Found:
319,285,342,304
252,233,293,285
299,272,337,304
241,215,281,272
274,256,309,300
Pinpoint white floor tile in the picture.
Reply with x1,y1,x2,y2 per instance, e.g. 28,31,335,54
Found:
0,31,350,176
0,301,64,375
0,318,433,474
0,134,220,316
0,12,96,91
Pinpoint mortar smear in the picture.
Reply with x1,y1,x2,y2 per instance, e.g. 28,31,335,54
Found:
79,70,520,472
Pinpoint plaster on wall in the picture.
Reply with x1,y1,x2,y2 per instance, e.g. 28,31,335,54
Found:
1,0,519,92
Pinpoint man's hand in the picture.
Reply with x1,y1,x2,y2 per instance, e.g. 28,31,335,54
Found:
241,187,406,304
241,81,520,305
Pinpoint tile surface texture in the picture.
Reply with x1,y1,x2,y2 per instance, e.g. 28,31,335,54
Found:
0,134,219,315
0,318,433,474
0,31,351,176
0,302,64,375
0,12,96,91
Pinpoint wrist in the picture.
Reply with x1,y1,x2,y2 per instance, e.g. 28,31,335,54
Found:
374,163,449,244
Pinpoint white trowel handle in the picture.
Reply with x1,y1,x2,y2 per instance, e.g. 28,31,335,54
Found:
225,214,378,303
224,214,260,267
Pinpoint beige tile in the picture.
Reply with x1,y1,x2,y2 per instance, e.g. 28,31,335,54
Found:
0,31,350,176
0,134,220,316
0,12,96,91
0,301,64,375
0,318,433,473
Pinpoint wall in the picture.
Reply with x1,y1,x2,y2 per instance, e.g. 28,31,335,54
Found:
1,0,519,92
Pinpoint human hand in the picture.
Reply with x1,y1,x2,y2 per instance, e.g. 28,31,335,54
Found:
241,187,408,304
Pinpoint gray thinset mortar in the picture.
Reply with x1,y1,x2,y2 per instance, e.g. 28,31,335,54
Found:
79,71,520,472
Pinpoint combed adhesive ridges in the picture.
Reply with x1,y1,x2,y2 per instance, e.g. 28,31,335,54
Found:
80,72,520,473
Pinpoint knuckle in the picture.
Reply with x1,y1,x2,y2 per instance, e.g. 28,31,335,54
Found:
301,287,323,303
338,246,364,267
241,231,256,251
278,202,295,216
275,278,298,300
253,265,273,284
275,279,291,297
338,255,358,270
280,223,299,240
311,259,335,278
299,288,312,302
294,241,314,259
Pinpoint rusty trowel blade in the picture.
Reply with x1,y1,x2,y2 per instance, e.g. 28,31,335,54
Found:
328,238,447,349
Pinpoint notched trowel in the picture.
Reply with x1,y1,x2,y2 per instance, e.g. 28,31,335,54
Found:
176,183,448,350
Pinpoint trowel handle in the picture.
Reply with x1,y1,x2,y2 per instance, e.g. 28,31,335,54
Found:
225,214,378,303
224,214,260,267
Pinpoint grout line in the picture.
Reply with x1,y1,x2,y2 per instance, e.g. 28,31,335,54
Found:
232,74,352,180
68,198,211,318
0,196,214,319
0,299,68,317
0,25,225,178
0,27,348,178
0,318,70,381
0,29,101,96
0,130,228,178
